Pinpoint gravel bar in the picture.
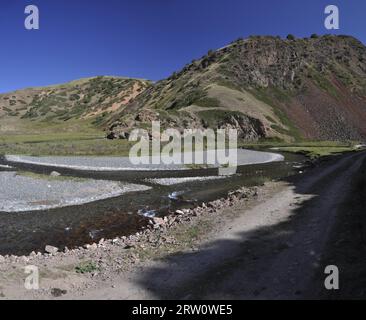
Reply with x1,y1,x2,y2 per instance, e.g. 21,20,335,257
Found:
0,172,151,213
5,149,284,171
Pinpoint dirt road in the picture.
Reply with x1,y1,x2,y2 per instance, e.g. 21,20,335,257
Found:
77,151,366,300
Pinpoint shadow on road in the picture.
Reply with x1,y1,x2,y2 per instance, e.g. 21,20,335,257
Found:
132,152,366,299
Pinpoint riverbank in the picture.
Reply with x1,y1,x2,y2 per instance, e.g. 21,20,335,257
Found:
1,151,365,299
0,179,278,299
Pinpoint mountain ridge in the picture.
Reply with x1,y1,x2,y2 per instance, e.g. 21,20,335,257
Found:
2,35,366,142
107,34,366,142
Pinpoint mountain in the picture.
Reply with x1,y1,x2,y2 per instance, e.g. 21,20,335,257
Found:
2,35,366,143
0,76,150,134
107,35,366,142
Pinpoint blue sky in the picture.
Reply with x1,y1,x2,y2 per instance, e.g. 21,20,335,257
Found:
0,0,365,93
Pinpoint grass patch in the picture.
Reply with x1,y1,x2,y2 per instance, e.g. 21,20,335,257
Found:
198,109,244,127
238,140,360,159
194,97,222,108
75,261,99,274
274,146,357,159
0,138,134,156
174,221,213,247
270,124,291,136
250,88,302,141
307,67,340,99
243,140,356,148
0,133,102,144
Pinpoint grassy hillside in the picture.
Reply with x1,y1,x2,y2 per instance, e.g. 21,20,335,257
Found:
107,35,366,143
0,76,151,136
1,35,366,156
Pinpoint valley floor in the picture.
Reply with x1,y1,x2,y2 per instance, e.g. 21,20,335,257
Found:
1,151,366,299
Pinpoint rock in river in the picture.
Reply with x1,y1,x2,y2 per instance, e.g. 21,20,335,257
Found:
45,245,59,255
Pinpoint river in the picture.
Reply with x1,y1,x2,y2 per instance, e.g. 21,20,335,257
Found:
0,150,305,255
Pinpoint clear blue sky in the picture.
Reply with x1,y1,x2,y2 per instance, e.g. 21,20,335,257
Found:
0,0,365,93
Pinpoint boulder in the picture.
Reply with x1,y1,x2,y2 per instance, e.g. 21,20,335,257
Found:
118,131,130,140
45,245,59,255
152,217,165,226
106,130,130,140
84,243,98,250
106,132,117,140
